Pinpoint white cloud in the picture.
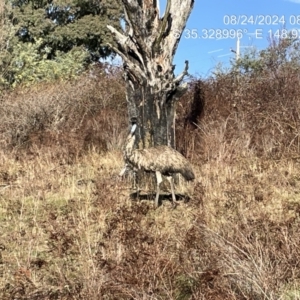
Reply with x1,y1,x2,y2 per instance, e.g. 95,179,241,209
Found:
208,49,223,54
217,53,232,58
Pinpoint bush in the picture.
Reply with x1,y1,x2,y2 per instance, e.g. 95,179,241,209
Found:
0,64,126,159
178,36,300,160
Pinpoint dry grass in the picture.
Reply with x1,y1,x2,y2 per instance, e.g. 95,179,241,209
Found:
1,45,300,298
1,142,300,299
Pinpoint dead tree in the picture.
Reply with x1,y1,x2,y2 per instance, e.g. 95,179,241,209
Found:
108,0,194,195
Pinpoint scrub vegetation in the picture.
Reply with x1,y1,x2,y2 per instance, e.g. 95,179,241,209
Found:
1,35,300,299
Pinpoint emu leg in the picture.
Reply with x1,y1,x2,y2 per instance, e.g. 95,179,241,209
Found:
131,170,140,200
167,176,178,207
155,171,163,207
133,170,140,200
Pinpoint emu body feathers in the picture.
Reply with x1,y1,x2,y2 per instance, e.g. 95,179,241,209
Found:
122,124,194,207
128,145,195,181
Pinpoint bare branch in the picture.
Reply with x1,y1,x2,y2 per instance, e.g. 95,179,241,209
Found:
124,0,139,11
107,0,193,97
174,82,188,99
161,0,194,63
107,25,128,47
107,25,146,68
152,0,171,53
123,7,134,36
107,43,147,81
174,60,189,84
124,11,151,65
115,3,153,71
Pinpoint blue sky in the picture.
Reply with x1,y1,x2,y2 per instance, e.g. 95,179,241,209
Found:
158,0,300,77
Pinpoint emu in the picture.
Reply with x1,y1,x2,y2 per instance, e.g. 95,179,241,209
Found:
120,124,195,207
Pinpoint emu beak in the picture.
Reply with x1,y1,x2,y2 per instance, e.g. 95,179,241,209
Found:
131,124,137,134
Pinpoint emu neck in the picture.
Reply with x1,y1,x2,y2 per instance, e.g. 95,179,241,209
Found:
125,134,135,159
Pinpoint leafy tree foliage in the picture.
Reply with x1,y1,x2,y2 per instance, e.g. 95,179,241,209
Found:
0,0,122,87
9,0,121,60
212,35,300,82
1,38,89,87
231,35,300,76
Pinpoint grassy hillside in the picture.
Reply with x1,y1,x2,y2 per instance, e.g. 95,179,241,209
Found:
0,60,300,299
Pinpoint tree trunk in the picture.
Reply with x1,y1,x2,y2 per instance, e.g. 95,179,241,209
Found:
108,0,194,192
127,83,177,147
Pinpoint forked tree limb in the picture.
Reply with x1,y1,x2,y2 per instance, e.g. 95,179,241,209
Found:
173,82,188,99
107,0,194,80
174,60,189,84
107,43,147,82
107,25,146,68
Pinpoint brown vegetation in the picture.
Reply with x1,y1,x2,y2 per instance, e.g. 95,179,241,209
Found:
1,43,300,299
